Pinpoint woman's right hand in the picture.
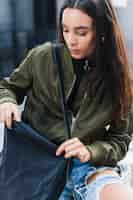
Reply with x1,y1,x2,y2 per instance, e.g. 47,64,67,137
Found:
0,102,21,128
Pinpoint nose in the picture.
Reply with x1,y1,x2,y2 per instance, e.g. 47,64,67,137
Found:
67,33,77,47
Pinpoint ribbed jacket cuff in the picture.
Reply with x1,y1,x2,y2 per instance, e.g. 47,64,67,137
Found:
86,141,112,166
0,97,17,105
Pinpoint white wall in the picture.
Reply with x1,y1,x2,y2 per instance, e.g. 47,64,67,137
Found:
112,0,128,7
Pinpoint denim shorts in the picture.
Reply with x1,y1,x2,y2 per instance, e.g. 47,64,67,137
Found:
59,158,124,200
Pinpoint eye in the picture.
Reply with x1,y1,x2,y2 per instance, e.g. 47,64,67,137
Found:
77,31,88,36
62,27,69,33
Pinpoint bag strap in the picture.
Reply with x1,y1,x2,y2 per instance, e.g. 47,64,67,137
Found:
52,43,72,139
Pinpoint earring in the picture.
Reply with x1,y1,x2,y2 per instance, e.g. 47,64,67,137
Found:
101,36,105,43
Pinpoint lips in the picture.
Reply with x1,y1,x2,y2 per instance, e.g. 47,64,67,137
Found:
70,49,80,54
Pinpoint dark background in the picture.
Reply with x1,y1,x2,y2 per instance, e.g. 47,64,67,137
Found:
0,0,56,78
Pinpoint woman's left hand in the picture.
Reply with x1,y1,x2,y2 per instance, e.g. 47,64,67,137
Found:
56,137,91,163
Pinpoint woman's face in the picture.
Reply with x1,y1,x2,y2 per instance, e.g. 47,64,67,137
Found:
62,8,96,59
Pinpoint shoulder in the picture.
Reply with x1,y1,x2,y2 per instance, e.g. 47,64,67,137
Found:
30,41,71,64
31,42,52,59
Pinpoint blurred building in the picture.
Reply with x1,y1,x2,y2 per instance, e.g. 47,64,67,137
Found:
0,0,56,78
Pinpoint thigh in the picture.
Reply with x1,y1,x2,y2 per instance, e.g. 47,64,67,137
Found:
100,182,133,200
73,168,122,200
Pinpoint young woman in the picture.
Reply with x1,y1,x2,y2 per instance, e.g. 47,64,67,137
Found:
0,0,133,199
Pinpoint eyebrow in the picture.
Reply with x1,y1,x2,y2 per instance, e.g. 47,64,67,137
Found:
62,24,92,30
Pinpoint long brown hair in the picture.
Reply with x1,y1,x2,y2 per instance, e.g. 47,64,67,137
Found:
58,0,132,119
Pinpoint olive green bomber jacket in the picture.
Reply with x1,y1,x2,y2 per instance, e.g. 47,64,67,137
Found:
0,42,132,166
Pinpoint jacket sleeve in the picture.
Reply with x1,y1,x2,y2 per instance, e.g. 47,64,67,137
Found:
86,110,133,166
0,48,35,105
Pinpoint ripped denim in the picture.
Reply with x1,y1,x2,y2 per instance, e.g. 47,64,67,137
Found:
59,158,123,200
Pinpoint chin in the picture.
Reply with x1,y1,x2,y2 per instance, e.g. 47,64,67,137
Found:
71,54,84,59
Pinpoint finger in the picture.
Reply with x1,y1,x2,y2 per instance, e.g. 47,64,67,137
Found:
56,144,65,156
13,109,21,122
64,148,81,158
79,155,88,163
65,147,91,162
56,138,79,156
0,112,5,122
5,111,13,129
65,142,83,154
79,148,91,162
78,151,91,163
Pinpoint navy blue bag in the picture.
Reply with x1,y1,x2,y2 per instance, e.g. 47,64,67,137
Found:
0,43,72,200
0,121,68,200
